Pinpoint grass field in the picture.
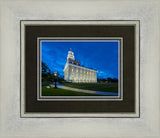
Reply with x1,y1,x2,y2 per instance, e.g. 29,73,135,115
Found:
62,83,118,92
42,86,100,96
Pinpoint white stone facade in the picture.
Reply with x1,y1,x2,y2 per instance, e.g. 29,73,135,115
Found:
64,50,97,83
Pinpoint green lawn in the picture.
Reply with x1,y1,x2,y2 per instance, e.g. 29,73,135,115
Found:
42,86,100,96
62,83,118,92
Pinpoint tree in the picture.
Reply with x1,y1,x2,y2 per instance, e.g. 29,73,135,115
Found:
107,77,112,83
42,62,51,83
112,78,118,83
107,77,118,83
42,62,51,74
41,62,64,83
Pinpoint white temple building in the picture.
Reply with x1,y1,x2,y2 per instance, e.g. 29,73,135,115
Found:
63,49,97,83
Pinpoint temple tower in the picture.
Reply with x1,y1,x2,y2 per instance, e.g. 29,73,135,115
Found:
64,49,97,83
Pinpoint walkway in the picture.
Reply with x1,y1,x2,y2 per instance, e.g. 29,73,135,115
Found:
57,84,118,96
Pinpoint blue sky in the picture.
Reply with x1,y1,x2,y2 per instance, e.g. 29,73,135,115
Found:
41,41,119,79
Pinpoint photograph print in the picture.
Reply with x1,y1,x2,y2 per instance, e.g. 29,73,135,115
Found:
39,38,122,100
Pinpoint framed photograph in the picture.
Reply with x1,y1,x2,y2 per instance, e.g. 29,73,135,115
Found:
21,20,139,117
1,0,160,138
38,37,122,101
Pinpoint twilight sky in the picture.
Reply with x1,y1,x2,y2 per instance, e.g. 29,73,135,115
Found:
41,41,119,79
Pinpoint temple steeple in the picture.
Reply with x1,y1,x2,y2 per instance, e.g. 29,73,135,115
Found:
67,48,75,61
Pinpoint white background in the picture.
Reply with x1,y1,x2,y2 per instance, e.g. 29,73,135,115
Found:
0,0,160,137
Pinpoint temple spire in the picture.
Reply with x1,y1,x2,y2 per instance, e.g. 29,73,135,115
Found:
67,48,75,61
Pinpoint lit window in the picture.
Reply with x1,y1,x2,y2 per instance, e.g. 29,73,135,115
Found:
76,70,78,73
84,71,86,74
87,72,88,74
80,70,82,73
72,69,74,72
